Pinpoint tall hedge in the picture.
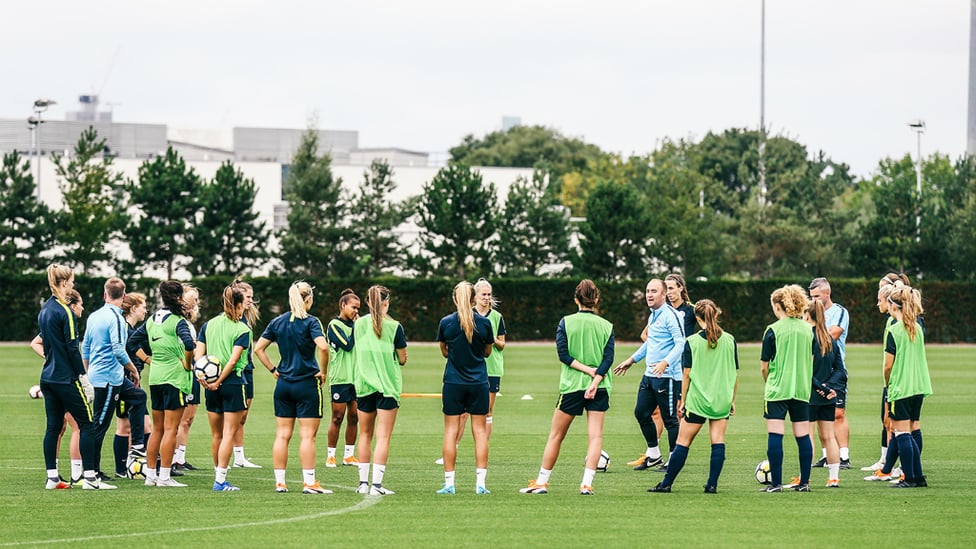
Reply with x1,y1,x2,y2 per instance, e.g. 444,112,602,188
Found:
3,275,973,344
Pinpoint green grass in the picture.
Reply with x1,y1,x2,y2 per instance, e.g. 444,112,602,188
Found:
1,343,975,548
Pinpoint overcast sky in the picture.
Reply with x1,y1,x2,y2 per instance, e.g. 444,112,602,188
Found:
1,0,970,176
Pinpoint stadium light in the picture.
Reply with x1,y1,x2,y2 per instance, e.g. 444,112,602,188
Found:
29,98,57,200
908,119,925,242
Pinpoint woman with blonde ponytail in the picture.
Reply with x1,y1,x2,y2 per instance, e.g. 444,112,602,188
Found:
434,281,495,495
353,285,407,496
758,284,814,493
882,286,932,488
254,281,332,494
649,299,738,494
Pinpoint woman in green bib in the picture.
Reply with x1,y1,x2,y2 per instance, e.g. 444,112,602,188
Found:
520,280,614,496
353,285,408,496
883,286,931,488
649,299,738,494
759,284,814,493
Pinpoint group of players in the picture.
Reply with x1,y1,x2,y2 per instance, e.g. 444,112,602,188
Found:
34,264,931,495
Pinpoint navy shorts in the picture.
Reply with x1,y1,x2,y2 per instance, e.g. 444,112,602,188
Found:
764,399,809,422
41,380,95,427
185,377,201,406
488,376,501,394
206,383,248,414
274,377,324,419
888,394,924,422
834,389,847,410
442,382,490,416
880,387,888,422
557,389,609,416
243,369,255,400
682,409,728,424
331,383,356,404
150,384,186,412
357,391,399,413
808,402,836,422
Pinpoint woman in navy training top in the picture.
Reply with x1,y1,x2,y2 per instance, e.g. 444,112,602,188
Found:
435,281,494,495
254,281,332,494
37,264,104,490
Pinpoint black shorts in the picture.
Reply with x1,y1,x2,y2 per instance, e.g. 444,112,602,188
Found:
243,369,255,400
808,402,836,422
185,377,201,407
557,389,609,416
206,383,248,414
764,399,809,422
834,389,847,410
442,382,490,416
150,384,186,411
888,394,924,422
357,391,399,413
331,383,356,404
41,380,95,427
274,377,324,419
682,409,728,424
488,376,501,393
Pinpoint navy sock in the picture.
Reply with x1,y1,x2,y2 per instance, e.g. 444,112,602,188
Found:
911,429,922,454
113,435,129,475
796,435,813,484
881,441,899,474
707,443,726,488
661,444,689,486
895,433,915,482
910,436,923,479
767,433,784,486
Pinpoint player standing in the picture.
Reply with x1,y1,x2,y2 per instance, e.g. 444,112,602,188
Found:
326,289,360,468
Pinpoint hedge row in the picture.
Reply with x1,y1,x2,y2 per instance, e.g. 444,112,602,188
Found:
3,275,974,343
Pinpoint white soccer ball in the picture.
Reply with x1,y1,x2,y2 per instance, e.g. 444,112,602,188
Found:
193,355,221,383
755,459,772,485
28,385,43,399
127,456,147,479
597,450,611,472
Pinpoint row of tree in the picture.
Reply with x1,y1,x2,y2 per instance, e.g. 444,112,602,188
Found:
2,124,974,281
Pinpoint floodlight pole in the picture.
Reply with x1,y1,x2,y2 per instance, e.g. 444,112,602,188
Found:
758,0,767,212
908,120,925,242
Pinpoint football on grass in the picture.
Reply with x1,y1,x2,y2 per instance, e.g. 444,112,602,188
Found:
755,459,772,485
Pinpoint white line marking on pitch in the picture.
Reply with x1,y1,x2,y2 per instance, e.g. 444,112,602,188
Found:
0,489,381,547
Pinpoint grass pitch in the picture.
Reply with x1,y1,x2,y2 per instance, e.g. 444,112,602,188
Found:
1,343,975,548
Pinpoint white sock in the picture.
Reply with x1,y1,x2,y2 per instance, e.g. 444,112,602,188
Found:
159,467,171,482
371,464,386,485
233,446,245,462
821,448,827,459
303,469,315,485
146,468,157,481
70,459,83,480
274,469,287,484
358,462,370,483
827,463,840,480
647,446,662,460
582,467,596,488
839,447,850,460
215,466,228,483
444,470,455,487
344,445,356,459
476,467,487,488
327,447,336,459
83,469,95,481
880,447,887,462
537,467,552,485
174,445,186,463
46,468,59,480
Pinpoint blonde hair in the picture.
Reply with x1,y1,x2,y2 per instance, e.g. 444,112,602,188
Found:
473,278,499,310
366,285,391,337
233,278,260,325
122,292,147,317
454,281,476,343
288,281,314,320
889,286,923,341
46,263,73,303
694,299,723,348
222,284,246,321
770,284,807,319
806,299,833,356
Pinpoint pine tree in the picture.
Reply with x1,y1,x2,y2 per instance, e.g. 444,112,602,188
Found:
0,151,58,273
497,170,571,276
346,159,414,277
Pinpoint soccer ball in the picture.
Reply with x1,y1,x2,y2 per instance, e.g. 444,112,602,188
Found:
28,385,43,399
127,456,147,479
755,459,772,485
193,355,221,383
585,450,611,471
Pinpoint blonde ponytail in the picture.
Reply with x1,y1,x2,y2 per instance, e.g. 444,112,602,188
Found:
289,281,313,319
454,281,475,343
